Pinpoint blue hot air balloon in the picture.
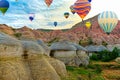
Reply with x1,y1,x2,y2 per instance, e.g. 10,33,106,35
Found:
29,17,34,21
88,0,92,2
0,0,9,15
29,13,35,21
54,22,57,27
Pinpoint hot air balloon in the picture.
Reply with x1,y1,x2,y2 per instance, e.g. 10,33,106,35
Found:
0,0,9,15
98,11,118,35
88,0,92,2
64,12,69,19
85,22,91,29
45,0,53,7
70,5,75,14
73,0,91,21
29,13,35,21
54,22,57,27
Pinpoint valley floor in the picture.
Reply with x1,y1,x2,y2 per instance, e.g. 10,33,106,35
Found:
63,61,120,80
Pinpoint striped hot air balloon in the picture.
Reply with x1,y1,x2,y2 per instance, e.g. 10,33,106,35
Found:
98,11,118,35
45,0,53,7
73,0,91,21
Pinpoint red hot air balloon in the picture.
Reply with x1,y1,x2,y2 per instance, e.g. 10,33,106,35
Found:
45,0,53,7
73,0,91,21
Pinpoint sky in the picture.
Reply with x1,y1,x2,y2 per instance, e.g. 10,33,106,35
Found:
0,0,120,30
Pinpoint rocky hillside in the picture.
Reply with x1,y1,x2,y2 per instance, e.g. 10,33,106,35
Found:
0,15,120,45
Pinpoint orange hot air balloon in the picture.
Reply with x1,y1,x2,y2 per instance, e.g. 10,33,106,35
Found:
45,0,53,7
73,0,91,21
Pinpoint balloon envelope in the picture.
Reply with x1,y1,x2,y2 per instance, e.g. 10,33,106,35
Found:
45,0,53,7
88,0,92,2
29,17,34,21
0,0,9,14
73,0,91,20
70,5,75,14
29,13,35,21
85,22,91,29
98,11,118,34
64,12,69,18
54,22,57,27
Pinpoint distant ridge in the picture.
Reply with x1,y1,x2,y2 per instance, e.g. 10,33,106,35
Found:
0,14,120,45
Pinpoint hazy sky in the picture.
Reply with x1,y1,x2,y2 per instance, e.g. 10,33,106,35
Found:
0,0,120,29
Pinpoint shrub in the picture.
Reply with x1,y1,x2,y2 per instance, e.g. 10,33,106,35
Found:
90,48,119,62
95,64,102,74
66,66,75,71
79,40,88,46
90,53,99,61
102,41,108,47
88,37,93,45
14,33,22,38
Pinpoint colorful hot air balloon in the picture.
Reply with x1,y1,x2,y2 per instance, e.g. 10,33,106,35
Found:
45,0,53,7
88,0,92,2
29,13,35,21
64,12,70,19
0,0,9,15
70,5,75,14
85,22,91,29
98,11,118,35
54,22,57,27
73,0,91,21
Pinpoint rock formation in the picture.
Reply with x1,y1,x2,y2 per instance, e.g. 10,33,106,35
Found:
0,32,67,80
50,41,89,66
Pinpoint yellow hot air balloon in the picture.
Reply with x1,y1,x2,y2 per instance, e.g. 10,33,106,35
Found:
85,22,91,29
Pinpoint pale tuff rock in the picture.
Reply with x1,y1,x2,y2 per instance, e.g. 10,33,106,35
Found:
0,32,30,80
37,40,50,56
0,33,66,80
50,41,76,65
50,41,89,66
46,57,67,78
0,32,22,57
85,45,107,52
21,40,44,55
21,40,61,80
115,57,120,64
107,44,120,51
50,41,77,51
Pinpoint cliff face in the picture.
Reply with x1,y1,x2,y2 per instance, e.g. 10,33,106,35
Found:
0,32,67,80
0,15,120,45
